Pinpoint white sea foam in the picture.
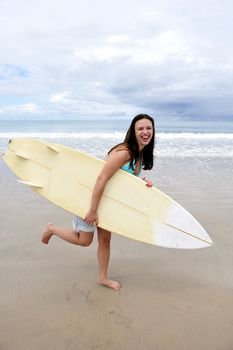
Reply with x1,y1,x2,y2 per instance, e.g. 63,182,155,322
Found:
1,131,233,140
0,132,232,158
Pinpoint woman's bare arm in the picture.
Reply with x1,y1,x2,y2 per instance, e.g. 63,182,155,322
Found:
84,149,130,225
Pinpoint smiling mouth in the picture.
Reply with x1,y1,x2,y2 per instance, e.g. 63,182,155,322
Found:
141,136,150,141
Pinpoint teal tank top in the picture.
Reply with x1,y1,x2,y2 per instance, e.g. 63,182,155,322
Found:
121,160,142,176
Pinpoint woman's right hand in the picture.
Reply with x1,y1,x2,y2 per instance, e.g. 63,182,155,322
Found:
84,209,99,226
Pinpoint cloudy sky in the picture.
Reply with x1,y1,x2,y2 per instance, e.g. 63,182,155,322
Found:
0,0,232,120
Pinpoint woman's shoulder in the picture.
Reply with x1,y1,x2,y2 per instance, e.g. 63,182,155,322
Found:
108,144,131,163
109,143,130,155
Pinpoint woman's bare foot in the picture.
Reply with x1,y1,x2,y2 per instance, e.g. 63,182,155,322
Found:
98,277,121,291
42,223,53,244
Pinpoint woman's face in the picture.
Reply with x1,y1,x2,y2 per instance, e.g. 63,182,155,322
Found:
134,118,153,150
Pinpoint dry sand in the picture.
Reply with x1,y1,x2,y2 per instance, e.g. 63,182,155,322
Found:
0,157,233,350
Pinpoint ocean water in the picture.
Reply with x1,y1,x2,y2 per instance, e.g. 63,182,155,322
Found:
0,119,233,159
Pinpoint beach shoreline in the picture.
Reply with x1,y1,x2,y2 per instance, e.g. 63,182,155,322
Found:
0,156,233,350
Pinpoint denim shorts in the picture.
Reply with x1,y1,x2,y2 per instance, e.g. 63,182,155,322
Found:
72,216,95,233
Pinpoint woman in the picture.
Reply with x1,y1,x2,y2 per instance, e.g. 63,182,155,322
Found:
42,114,155,290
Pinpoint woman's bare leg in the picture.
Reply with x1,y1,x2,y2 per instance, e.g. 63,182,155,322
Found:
97,228,121,291
42,223,94,246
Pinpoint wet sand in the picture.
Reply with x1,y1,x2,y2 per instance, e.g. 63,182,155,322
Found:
0,157,233,350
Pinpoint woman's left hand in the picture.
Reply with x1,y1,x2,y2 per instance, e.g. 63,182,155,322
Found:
142,176,153,187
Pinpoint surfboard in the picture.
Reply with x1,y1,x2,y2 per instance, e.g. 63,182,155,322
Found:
2,138,213,249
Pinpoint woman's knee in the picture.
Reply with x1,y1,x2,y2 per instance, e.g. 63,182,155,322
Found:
98,229,111,247
80,239,92,247
78,232,94,247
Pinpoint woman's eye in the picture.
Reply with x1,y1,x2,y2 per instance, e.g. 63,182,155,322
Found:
137,127,152,131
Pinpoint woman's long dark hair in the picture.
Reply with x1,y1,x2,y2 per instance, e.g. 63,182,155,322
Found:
108,114,155,170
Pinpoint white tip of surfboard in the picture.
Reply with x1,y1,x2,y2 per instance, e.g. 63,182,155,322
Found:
152,202,213,249
17,180,43,188
153,221,212,249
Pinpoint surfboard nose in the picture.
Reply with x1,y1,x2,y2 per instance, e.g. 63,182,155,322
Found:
153,221,212,249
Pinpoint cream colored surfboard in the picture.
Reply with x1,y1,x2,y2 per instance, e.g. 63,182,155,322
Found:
3,138,213,249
